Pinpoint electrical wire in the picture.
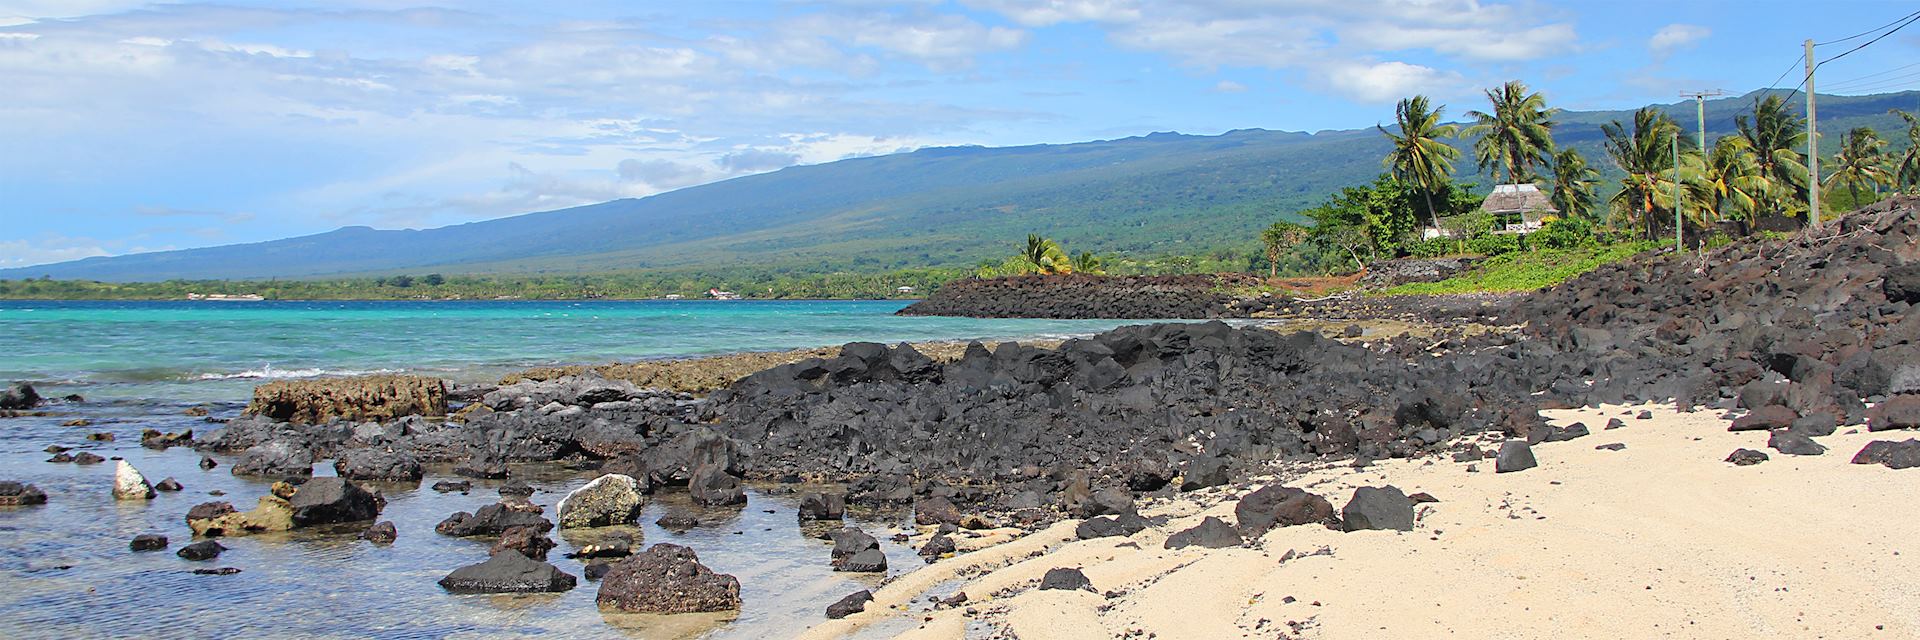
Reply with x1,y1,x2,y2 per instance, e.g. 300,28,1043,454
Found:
1814,9,1920,46
1824,70,1920,93
1820,61,1920,89
1817,12,1920,67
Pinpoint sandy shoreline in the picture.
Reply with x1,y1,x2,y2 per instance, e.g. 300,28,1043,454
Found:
801,403,1920,639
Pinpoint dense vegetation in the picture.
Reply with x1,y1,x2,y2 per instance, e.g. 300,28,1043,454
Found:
7,90,1915,287
6,88,1916,300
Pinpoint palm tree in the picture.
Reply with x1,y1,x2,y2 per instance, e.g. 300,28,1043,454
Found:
1546,147,1599,221
1700,136,1769,230
1021,234,1070,274
1464,80,1558,184
1891,109,1920,195
1603,107,1696,236
1379,95,1461,232
1824,126,1893,209
1069,251,1105,275
1260,222,1308,277
1735,94,1810,219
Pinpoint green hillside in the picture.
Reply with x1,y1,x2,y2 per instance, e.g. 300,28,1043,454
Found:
5,89,1914,283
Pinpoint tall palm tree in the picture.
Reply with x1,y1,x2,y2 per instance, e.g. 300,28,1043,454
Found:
1824,126,1893,208
1892,109,1920,195
1735,94,1810,219
1603,107,1696,236
1022,234,1070,274
1464,80,1558,184
1069,251,1105,275
1700,136,1769,229
1379,95,1460,232
1546,147,1599,221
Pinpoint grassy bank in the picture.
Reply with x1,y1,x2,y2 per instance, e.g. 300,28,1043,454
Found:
1380,241,1660,295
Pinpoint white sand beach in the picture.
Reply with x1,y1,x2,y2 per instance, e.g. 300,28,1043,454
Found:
803,404,1920,639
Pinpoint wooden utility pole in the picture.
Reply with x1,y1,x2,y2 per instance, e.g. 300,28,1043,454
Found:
1806,39,1822,229
1673,132,1683,251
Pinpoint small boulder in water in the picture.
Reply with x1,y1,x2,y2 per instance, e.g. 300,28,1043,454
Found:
113,461,156,501
288,477,382,526
0,481,48,506
491,525,557,561
360,521,398,544
834,548,887,573
333,448,423,482
154,477,183,492
688,464,745,507
176,540,226,561
797,492,845,521
438,550,576,594
0,383,41,410
73,452,105,465
596,543,741,613
556,474,643,529
130,534,169,552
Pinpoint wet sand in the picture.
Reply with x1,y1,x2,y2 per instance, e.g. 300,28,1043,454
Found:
805,403,1920,639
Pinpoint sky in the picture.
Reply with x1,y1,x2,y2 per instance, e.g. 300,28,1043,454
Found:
3,0,1919,268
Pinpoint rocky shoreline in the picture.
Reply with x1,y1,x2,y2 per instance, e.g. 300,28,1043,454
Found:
8,196,1920,635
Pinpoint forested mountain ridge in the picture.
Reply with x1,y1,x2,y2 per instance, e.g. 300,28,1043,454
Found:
8,89,1914,283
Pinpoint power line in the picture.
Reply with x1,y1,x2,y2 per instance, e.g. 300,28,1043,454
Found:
1825,76,1920,95
1765,54,1806,91
1825,70,1920,93
1821,61,1920,89
1815,9,1920,46
1818,12,1920,67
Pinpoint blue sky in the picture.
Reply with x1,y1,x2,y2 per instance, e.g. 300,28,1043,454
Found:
3,0,1918,268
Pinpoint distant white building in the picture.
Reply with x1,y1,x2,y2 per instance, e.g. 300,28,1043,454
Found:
1421,183,1558,240
706,288,740,300
663,294,683,300
1482,183,1557,234
896,286,915,294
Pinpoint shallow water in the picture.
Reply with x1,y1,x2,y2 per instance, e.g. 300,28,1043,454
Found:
0,404,930,640
0,300,1180,638
0,300,1139,403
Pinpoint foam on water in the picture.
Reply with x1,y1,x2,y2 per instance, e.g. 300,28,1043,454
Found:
194,365,404,381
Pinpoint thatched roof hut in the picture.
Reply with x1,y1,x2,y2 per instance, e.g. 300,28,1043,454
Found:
1481,183,1557,233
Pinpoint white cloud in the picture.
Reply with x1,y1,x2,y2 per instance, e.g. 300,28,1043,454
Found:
1648,23,1710,58
823,13,1028,65
0,236,111,268
1324,60,1464,103
962,0,1141,27
1212,79,1246,93
133,206,255,224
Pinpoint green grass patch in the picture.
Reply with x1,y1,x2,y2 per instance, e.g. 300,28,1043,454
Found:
1380,241,1660,296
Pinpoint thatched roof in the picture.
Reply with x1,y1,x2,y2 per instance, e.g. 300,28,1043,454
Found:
1481,183,1557,216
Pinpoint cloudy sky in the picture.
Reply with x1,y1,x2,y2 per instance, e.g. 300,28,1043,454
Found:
4,0,1917,268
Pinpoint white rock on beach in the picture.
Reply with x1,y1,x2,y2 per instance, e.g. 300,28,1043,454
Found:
556,474,643,529
112,460,155,500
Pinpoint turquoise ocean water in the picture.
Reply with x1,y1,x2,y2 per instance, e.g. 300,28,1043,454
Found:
0,299,1157,639
0,299,1141,403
